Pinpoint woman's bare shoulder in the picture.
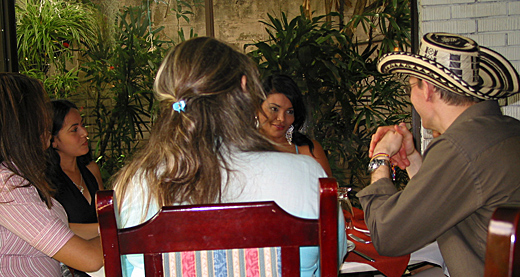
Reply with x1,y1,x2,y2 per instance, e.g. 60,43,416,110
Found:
86,161,104,189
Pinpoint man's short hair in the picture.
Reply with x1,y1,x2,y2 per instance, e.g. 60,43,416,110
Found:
418,79,481,106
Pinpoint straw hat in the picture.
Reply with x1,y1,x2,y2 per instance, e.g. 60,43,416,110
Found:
377,32,520,100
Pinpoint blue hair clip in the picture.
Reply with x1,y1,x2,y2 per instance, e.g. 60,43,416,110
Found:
172,100,186,113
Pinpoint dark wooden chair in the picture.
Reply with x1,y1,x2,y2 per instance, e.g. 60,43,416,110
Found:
484,205,520,277
96,178,339,277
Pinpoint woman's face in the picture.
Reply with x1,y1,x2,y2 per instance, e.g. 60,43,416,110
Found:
52,108,89,159
258,93,295,142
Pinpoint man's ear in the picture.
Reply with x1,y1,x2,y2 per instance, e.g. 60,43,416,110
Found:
241,75,247,92
424,81,437,102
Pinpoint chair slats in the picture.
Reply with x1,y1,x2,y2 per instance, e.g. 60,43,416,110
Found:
96,178,339,277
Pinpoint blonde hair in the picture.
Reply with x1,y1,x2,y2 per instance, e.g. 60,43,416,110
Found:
112,37,275,215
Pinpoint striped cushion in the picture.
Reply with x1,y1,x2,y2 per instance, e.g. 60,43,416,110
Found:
162,247,281,277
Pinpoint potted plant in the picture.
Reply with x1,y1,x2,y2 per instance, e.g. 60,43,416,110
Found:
16,0,98,98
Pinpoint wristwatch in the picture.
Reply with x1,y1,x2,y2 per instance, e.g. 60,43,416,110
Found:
367,159,391,173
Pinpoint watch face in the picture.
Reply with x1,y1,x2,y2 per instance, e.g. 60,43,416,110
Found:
367,159,389,173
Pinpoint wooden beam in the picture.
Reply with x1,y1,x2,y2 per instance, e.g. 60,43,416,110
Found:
411,0,421,151
205,0,214,37
0,0,18,72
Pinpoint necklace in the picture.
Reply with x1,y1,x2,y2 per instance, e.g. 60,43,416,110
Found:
72,176,85,194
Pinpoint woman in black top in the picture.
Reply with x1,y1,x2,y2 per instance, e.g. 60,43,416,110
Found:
46,100,103,239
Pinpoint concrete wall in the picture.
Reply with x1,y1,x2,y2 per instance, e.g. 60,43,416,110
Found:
418,0,520,151
101,0,329,50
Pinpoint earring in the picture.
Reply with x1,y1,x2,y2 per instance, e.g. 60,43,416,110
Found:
286,125,294,145
255,116,259,129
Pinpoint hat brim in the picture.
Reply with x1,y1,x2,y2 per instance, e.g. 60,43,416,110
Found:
377,47,520,100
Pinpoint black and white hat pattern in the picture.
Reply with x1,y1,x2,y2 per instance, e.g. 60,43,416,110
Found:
377,32,520,100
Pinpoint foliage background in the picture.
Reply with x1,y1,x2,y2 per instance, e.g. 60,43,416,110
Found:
80,5,173,181
247,0,412,192
16,0,412,193
16,0,98,98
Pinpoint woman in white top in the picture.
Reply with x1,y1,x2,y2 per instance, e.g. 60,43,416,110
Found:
111,37,347,277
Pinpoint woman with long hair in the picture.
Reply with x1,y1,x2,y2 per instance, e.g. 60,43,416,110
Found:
47,100,103,241
47,100,103,276
259,74,333,176
112,37,347,276
0,73,102,276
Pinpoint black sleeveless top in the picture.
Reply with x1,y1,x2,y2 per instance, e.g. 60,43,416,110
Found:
53,161,99,223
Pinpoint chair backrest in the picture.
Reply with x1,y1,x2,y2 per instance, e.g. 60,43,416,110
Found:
96,178,339,277
484,205,520,277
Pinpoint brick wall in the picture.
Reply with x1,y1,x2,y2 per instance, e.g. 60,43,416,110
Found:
418,0,520,151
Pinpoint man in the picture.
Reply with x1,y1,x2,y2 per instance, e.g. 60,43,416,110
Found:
359,32,520,276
